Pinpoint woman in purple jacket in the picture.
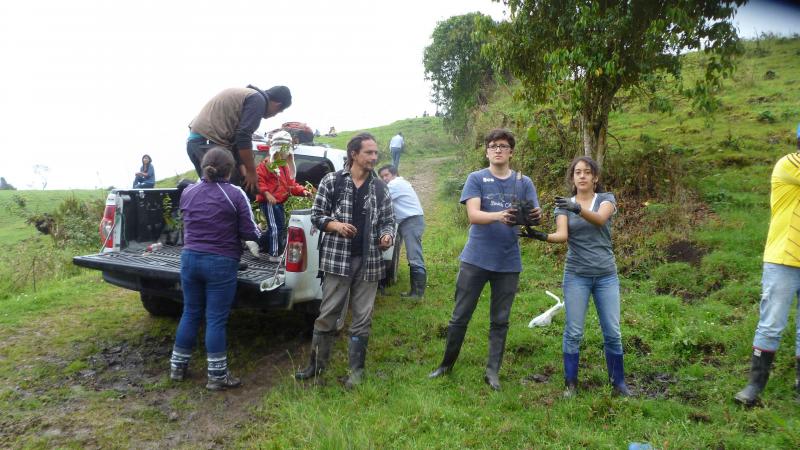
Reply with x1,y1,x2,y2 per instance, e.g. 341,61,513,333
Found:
168,146,261,390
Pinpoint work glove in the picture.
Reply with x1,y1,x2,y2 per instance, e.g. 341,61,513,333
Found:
529,229,548,241
555,196,581,214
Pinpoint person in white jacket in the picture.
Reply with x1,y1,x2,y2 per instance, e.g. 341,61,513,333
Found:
379,164,426,298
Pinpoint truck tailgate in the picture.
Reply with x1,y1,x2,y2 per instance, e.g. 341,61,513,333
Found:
73,245,284,289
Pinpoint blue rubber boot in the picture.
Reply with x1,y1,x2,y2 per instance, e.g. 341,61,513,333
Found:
563,352,579,398
605,351,631,397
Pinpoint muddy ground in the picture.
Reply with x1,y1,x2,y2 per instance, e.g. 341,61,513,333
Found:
2,156,449,449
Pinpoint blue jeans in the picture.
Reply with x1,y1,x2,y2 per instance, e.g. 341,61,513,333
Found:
562,271,622,355
258,203,285,256
390,147,402,170
752,262,800,355
174,250,239,355
399,215,425,271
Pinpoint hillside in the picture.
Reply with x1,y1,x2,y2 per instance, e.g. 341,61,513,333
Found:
2,37,800,449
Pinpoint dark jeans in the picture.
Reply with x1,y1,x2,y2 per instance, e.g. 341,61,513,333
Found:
187,137,244,187
258,203,285,256
448,261,519,337
174,250,239,354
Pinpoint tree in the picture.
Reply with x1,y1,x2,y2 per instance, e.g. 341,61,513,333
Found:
424,13,497,136
0,177,15,190
33,164,49,190
491,0,745,167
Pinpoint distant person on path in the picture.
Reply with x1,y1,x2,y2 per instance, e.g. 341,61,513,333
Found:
428,128,541,391
389,132,405,170
326,126,337,137
378,164,426,299
132,154,155,188
169,146,261,391
734,149,800,406
255,131,310,261
295,132,395,389
529,156,630,397
187,85,292,194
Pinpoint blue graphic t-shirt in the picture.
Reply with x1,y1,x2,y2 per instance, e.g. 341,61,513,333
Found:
459,168,540,272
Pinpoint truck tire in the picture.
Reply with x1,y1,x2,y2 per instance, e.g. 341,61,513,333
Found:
140,293,183,318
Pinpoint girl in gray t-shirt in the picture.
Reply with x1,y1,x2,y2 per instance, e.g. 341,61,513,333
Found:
531,156,630,398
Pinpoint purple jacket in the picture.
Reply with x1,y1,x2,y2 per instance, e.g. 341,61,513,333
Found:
180,180,261,259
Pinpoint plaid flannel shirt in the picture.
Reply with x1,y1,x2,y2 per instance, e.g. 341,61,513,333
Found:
311,168,395,281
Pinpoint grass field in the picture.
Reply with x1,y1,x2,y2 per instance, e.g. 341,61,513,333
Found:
1,36,800,448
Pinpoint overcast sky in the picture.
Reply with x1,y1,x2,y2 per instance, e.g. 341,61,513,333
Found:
1,0,798,190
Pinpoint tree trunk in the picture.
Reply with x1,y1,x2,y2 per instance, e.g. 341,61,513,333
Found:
580,103,611,168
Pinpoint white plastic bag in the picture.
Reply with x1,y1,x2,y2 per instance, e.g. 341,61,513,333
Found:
528,290,564,328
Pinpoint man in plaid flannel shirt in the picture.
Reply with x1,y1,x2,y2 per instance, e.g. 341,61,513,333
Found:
295,132,395,389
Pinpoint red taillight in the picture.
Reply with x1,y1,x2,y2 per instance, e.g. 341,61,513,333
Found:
285,226,306,272
99,205,116,248
256,144,270,152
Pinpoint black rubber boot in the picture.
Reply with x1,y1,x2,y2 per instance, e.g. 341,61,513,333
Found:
734,349,775,406
345,335,369,390
295,332,335,380
428,326,466,378
401,268,427,300
484,328,507,391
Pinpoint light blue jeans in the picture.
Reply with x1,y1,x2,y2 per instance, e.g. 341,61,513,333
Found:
399,215,425,271
390,147,402,170
752,262,800,355
562,271,622,355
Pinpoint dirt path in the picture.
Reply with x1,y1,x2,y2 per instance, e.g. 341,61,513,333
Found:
155,156,455,448
403,156,451,210
3,156,455,449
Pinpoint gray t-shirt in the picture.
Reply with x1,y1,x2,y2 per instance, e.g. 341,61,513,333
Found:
555,192,617,276
459,168,540,272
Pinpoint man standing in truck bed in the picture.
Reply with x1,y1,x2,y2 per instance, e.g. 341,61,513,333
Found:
295,132,395,389
187,85,292,194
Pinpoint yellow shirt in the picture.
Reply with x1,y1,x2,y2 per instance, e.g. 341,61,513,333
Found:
763,152,800,267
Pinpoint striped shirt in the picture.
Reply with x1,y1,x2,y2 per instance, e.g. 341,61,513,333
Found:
311,168,395,281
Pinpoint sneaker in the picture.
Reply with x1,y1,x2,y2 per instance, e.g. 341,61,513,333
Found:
206,372,242,391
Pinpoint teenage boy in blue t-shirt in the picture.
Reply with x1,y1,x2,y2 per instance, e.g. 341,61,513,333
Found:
428,128,542,391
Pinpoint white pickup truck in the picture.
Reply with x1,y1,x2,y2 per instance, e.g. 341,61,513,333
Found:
72,143,400,320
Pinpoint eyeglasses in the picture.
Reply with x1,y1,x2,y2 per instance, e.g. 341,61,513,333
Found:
487,144,511,151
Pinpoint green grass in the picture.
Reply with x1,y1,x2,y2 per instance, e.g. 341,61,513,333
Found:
2,36,800,448
0,190,106,247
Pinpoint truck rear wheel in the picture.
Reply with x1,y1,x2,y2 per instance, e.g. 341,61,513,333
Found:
140,293,183,318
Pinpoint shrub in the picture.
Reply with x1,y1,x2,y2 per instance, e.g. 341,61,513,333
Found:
604,134,692,202
757,110,776,123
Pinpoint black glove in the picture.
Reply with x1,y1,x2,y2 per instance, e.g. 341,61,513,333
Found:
529,229,548,241
555,196,581,214
519,227,548,241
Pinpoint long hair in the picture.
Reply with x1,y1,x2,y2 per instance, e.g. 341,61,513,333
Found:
201,146,235,182
566,156,604,195
141,154,152,167
346,132,376,168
